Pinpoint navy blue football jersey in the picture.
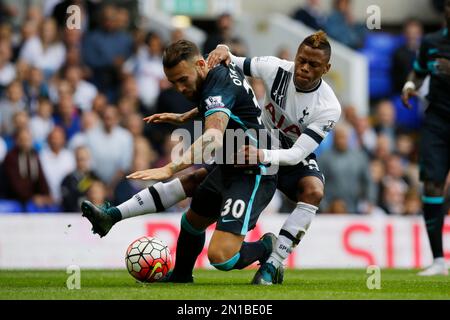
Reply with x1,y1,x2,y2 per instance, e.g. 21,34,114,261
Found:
414,28,450,116
197,63,271,164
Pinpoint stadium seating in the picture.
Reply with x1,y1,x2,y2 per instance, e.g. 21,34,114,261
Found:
391,95,423,130
360,32,405,99
0,200,24,214
25,201,61,214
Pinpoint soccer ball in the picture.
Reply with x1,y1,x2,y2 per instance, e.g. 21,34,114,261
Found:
125,236,172,283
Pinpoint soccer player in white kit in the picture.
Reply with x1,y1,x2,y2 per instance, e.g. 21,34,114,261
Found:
81,31,341,285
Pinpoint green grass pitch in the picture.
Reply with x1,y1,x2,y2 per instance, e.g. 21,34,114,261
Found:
0,269,448,300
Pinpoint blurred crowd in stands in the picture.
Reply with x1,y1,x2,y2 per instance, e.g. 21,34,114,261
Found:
0,0,448,216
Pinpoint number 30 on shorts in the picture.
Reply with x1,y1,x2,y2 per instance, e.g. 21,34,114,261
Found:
221,198,246,218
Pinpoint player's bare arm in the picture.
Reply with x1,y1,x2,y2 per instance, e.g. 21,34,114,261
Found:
143,107,199,125
127,111,229,181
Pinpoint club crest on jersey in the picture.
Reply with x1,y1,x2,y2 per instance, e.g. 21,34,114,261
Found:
323,120,336,132
299,107,310,124
204,95,225,110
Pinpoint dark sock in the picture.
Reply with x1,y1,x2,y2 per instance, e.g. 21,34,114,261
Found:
423,200,445,259
172,215,205,279
233,241,267,270
108,207,122,224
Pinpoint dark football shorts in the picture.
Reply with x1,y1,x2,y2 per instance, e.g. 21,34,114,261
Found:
276,153,325,202
190,165,277,236
419,108,450,183
202,153,325,203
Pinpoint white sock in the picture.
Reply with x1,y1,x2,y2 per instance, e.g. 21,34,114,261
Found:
117,178,186,219
434,257,446,265
267,202,317,268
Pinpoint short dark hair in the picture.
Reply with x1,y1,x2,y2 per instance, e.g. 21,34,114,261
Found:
299,30,332,61
162,40,200,69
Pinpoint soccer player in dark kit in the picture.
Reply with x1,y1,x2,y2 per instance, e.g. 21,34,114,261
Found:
82,40,278,279
402,0,450,276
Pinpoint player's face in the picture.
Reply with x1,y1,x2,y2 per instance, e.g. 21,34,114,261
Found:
294,45,330,90
164,59,205,101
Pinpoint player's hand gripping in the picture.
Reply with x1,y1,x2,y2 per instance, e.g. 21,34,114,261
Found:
234,145,265,167
207,45,231,69
143,113,187,125
126,166,173,181
401,82,418,110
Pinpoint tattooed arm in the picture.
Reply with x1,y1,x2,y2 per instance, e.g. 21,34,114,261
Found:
127,111,229,180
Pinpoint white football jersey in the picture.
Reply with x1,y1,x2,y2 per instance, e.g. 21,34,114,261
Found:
241,56,341,149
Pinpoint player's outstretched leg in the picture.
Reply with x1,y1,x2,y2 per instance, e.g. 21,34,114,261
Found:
252,202,318,285
208,231,276,272
81,178,187,237
162,210,215,283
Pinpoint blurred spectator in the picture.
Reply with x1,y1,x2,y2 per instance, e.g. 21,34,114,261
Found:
318,124,376,213
202,13,242,54
64,64,98,111
61,145,98,212
0,80,26,136
113,149,151,206
395,133,415,164
86,179,107,206
0,39,15,92
68,110,99,150
116,7,130,31
124,112,144,138
119,75,145,114
392,18,424,93
117,96,139,120
324,0,366,49
383,153,411,187
81,4,133,102
372,134,392,162
85,106,133,185
326,198,348,214
22,66,50,113
403,190,422,216
123,31,165,113
53,91,81,140
25,5,43,26
229,37,248,57
39,126,75,204
374,99,397,150
292,0,327,30
0,1,18,25
62,27,82,49
148,85,195,154
351,116,377,154
18,18,66,78
133,135,157,168
369,159,385,204
154,133,181,168
30,98,55,149
379,179,408,215
13,20,38,61
3,128,52,205
91,92,108,115
276,46,293,61
171,28,185,43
